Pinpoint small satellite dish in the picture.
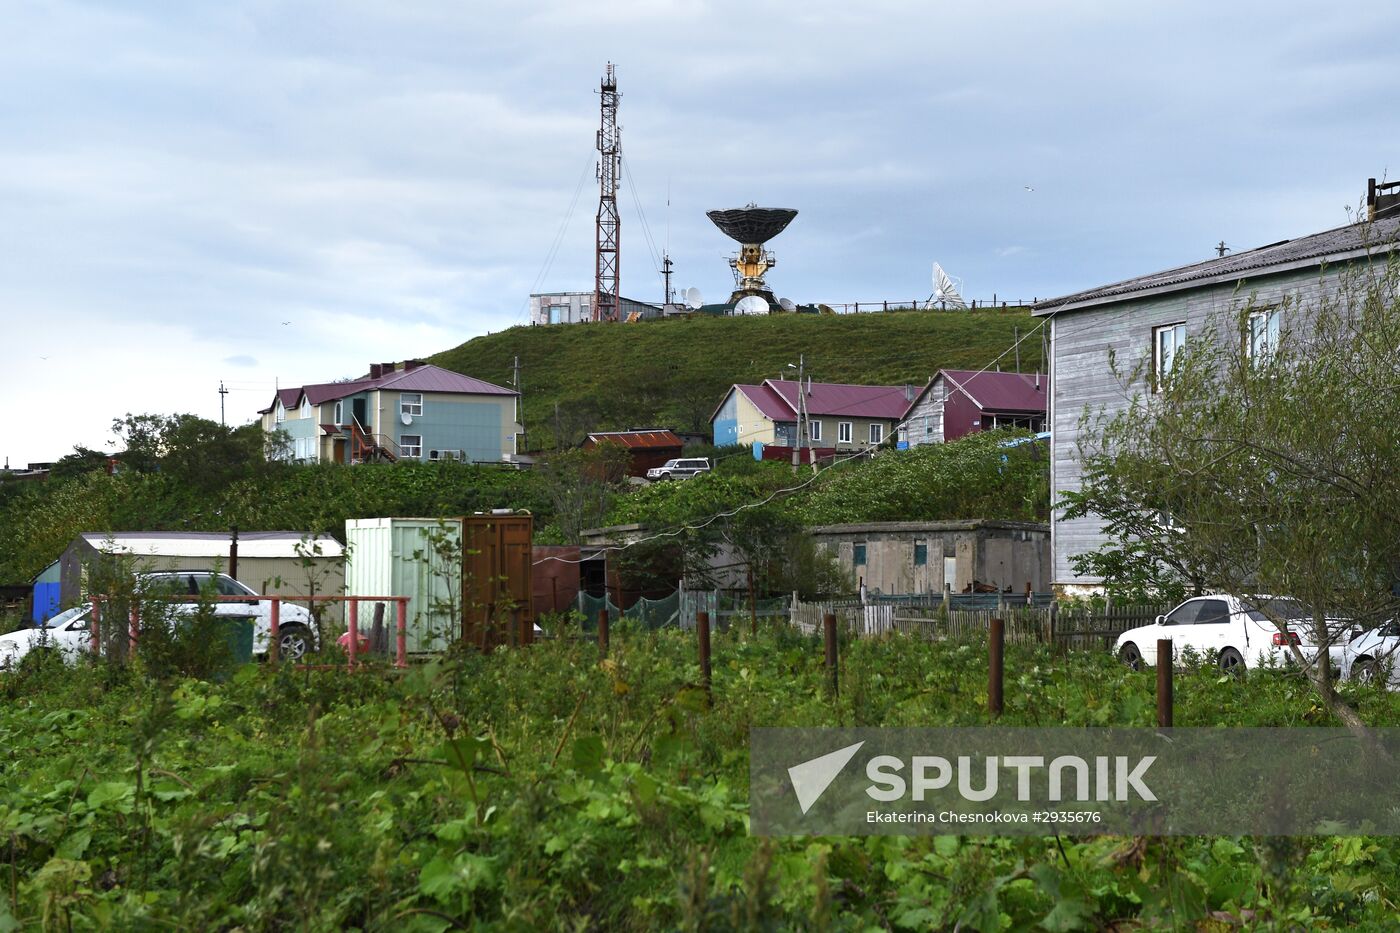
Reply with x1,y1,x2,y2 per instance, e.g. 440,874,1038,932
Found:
932,263,967,310
684,287,703,310
817,303,836,315
778,297,796,312
734,295,770,316
401,411,412,426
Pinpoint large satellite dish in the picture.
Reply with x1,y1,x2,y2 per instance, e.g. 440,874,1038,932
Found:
683,287,703,310
932,263,967,310
817,303,836,315
705,208,798,245
778,297,796,312
734,295,770,316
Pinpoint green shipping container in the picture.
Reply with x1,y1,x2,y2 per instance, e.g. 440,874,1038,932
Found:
223,617,255,665
344,518,464,654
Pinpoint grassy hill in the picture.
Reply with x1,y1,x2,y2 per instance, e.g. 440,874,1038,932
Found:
430,308,1042,449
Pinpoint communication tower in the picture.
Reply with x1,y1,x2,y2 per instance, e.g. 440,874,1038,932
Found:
593,64,621,322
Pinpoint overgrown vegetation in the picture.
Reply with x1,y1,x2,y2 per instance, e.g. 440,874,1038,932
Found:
432,308,1042,448
2,627,1398,930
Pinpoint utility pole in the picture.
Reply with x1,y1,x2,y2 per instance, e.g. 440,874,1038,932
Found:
513,355,523,456
792,354,806,473
593,63,621,322
219,380,228,427
661,252,674,306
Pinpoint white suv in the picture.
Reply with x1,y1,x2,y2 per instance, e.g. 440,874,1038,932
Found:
140,571,318,660
646,458,711,481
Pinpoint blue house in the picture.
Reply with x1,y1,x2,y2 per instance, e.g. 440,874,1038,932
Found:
259,360,522,465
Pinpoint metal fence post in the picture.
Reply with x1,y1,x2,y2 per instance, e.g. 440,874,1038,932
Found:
989,617,1005,717
1157,639,1174,728
697,610,712,701
347,598,359,671
268,597,281,663
396,598,408,668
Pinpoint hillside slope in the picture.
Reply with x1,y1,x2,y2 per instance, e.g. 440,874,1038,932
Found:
430,308,1042,449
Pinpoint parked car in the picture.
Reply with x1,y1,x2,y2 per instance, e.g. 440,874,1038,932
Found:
1342,620,1400,686
1114,594,1344,674
139,571,318,660
645,457,711,481
0,605,94,669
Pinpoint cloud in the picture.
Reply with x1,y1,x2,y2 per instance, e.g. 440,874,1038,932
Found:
223,355,259,367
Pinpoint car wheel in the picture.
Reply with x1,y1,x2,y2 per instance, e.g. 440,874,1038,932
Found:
1350,657,1380,685
278,625,313,662
1219,648,1246,676
1119,642,1144,671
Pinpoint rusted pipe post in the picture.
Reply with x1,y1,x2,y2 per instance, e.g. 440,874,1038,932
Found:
395,598,408,668
598,609,609,658
1156,639,1173,728
988,617,1005,717
268,597,281,663
697,610,712,701
89,599,101,656
129,604,140,660
347,598,359,670
823,612,838,697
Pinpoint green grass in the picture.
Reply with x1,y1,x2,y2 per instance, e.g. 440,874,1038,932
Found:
3,626,1399,930
429,308,1043,447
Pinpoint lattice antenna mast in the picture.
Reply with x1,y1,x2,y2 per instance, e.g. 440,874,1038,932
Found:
593,63,621,322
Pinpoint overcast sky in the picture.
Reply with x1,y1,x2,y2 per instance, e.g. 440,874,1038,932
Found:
2,1,1396,466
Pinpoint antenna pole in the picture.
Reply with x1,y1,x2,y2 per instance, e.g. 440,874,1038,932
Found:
219,380,228,427
593,63,621,322
661,252,674,306
514,355,523,455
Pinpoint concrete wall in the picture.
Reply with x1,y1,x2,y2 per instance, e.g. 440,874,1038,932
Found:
811,521,1051,595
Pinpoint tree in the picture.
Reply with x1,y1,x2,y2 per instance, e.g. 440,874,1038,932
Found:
110,413,268,490
1068,256,1400,728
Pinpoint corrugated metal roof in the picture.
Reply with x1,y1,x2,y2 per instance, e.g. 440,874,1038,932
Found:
735,383,796,421
79,532,344,559
261,364,515,413
766,379,912,420
927,370,1049,414
1033,216,1400,314
585,430,684,450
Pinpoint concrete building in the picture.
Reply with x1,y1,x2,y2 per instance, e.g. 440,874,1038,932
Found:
57,531,345,609
530,292,662,325
259,360,521,466
1033,198,1400,594
810,520,1051,596
899,370,1047,447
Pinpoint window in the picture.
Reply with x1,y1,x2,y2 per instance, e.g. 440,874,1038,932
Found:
399,434,422,459
924,417,933,437
1162,600,1203,626
1195,599,1231,624
838,422,853,444
853,543,867,566
294,436,315,461
869,423,884,445
333,400,343,425
300,396,310,419
914,542,928,566
401,393,423,417
1153,323,1187,389
1248,308,1280,361
275,400,285,423
808,420,822,442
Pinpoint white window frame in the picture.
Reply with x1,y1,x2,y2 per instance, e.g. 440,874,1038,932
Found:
869,423,884,445
333,400,343,424
808,419,822,442
838,421,853,444
401,393,423,417
300,396,310,419
399,434,423,459
1153,322,1187,390
275,400,286,423
1247,308,1280,362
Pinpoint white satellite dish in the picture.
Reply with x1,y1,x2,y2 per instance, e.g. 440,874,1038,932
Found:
778,297,796,312
683,287,703,310
734,295,770,316
931,263,967,310
401,411,413,426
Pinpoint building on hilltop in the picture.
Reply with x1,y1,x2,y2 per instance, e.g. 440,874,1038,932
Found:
530,292,662,325
258,361,522,465
711,379,915,452
1033,180,1400,595
898,370,1048,447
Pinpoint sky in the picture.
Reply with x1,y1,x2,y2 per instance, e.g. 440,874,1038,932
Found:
2,0,1397,466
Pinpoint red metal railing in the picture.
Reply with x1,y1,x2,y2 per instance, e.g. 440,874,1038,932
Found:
87,594,411,670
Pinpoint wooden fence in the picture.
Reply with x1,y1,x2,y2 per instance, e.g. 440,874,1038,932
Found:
789,599,1167,650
